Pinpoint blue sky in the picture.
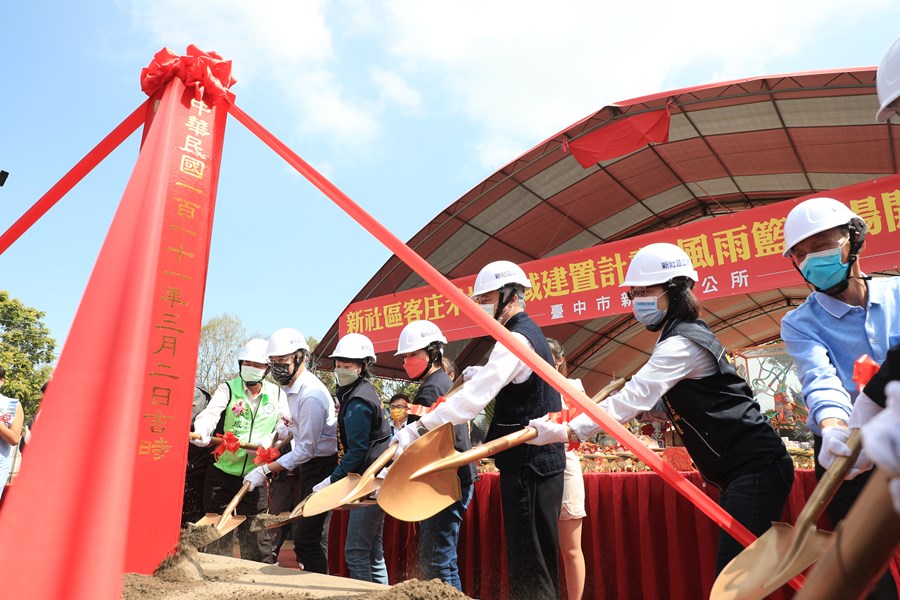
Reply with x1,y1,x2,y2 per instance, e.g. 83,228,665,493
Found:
2,1,899,356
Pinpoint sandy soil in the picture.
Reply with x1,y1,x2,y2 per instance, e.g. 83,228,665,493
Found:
123,551,472,600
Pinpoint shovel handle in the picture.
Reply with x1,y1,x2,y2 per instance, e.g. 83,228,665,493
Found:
216,481,251,531
416,427,538,477
191,431,292,452
795,428,863,529
363,444,398,479
416,377,626,477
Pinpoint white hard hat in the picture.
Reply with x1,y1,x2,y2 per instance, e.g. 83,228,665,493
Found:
331,333,376,362
239,338,270,364
782,197,863,256
876,36,900,123
266,328,310,356
471,260,532,297
395,320,448,355
621,243,699,287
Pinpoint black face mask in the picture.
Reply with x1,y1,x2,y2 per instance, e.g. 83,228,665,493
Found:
270,353,300,385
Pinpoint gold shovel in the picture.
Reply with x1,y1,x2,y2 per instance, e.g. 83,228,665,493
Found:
299,378,470,518
192,433,292,539
710,429,863,600
193,481,252,539
794,468,900,599
302,444,398,517
378,377,626,522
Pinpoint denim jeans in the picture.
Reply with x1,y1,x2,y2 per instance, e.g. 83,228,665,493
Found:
345,503,388,583
418,479,474,590
715,453,794,574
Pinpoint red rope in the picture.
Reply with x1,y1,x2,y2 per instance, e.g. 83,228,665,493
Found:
0,104,145,256
227,102,803,590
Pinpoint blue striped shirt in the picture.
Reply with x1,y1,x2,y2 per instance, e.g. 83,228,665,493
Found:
781,276,900,435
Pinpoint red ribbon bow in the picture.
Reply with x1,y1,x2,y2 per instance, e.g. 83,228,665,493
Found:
211,431,241,461
140,45,237,103
253,447,281,466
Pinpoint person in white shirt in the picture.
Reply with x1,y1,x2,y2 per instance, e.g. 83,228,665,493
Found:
191,339,289,561
241,328,338,574
392,260,565,600
528,243,792,574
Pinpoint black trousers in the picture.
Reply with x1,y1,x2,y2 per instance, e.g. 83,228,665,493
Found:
293,454,338,574
814,434,899,599
265,466,302,564
499,467,564,600
202,463,270,561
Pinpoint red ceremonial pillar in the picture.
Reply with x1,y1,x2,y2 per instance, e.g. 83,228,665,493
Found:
0,47,233,597
123,50,231,573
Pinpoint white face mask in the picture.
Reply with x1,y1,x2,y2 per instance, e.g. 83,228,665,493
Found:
334,367,360,387
478,303,496,319
632,296,666,327
241,365,267,384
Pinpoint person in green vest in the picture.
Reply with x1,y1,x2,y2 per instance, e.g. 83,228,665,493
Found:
191,338,289,561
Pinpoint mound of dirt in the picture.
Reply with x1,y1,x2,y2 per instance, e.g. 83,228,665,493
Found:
123,551,472,600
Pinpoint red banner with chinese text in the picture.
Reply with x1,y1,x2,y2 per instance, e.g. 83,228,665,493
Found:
342,176,900,354
123,80,228,573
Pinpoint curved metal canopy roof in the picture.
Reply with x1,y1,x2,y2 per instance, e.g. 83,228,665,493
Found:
316,67,899,393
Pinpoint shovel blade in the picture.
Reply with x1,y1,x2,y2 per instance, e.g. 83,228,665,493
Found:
193,512,222,528
214,514,246,537
378,423,461,522
248,511,294,532
711,523,833,600
303,474,371,517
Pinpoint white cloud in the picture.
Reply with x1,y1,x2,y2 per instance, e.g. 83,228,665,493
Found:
128,0,897,169
370,67,421,111
378,0,894,168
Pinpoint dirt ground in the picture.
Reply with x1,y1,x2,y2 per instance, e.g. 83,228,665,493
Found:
122,551,472,600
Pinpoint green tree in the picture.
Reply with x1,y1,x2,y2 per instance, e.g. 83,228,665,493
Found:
195,313,246,391
0,291,56,417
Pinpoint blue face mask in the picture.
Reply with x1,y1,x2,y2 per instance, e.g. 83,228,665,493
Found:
632,296,666,327
799,245,849,291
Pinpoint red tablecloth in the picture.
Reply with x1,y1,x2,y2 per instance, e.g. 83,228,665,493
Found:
326,470,896,599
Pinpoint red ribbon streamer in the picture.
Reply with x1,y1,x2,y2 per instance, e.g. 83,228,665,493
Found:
253,447,281,465
140,45,236,103
853,354,880,391
211,431,241,461
407,395,448,417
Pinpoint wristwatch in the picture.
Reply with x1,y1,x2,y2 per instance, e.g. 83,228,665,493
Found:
415,421,429,437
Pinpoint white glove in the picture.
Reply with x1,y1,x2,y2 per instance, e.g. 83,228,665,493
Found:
191,432,212,447
391,423,422,459
275,422,291,440
525,417,569,446
312,476,331,493
257,434,274,449
862,381,900,475
243,464,270,491
376,467,389,480
820,425,873,479
849,391,884,429
462,366,481,382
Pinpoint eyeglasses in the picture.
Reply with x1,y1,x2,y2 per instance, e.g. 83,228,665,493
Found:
389,405,408,410
788,235,849,265
268,353,296,366
626,287,661,301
